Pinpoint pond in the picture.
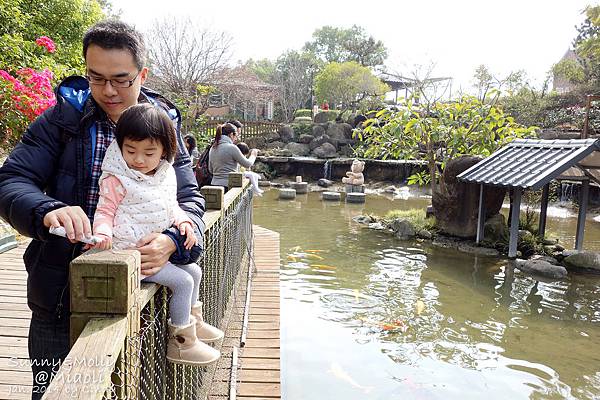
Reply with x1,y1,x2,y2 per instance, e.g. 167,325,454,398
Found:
252,188,600,400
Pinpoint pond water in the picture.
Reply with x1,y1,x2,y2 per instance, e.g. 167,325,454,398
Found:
252,188,600,400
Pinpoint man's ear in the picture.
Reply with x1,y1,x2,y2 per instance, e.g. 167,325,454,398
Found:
139,67,149,85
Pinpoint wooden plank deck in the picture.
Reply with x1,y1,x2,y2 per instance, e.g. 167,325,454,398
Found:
238,226,281,399
0,242,32,400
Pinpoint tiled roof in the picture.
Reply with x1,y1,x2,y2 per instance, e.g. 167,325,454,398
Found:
457,139,600,190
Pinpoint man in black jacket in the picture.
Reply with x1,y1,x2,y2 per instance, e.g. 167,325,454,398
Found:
0,20,205,398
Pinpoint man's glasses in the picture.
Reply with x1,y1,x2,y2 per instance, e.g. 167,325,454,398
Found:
85,71,140,88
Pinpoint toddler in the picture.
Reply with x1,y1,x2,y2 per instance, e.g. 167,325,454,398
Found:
236,142,264,196
92,104,223,366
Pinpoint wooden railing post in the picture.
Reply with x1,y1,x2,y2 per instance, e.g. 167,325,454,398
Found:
69,250,141,399
228,172,243,188
201,186,225,210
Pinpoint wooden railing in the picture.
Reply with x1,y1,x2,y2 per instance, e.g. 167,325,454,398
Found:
199,120,282,141
44,176,253,399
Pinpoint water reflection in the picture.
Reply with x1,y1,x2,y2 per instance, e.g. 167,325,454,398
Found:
254,189,600,399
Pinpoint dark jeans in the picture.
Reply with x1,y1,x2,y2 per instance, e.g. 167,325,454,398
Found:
28,314,70,400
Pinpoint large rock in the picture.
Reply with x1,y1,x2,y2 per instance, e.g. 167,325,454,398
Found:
312,125,326,137
309,134,332,150
298,134,314,144
326,123,346,140
311,143,337,158
563,251,600,272
314,112,330,123
284,142,310,156
339,122,353,139
264,132,280,143
265,140,285,150
278,125,294,143
389,219,416,240
514,259,568,279
484,213,508,243
433,155,506,238
245,136,266,149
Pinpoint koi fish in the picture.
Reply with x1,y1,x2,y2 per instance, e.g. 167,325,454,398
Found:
305,253,324,260
329,362,373,393
312,264,336,270
289,246,301,252
379,319,408,333
287,255,298,262
306,249,325,253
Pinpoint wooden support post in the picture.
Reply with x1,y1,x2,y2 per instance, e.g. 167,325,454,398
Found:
228,172,244,188
508,187,522,258
201,186,225,210
507,189,514,228
476,184,486,244
538,183,549,239
575,180,590,251
69,249,141,400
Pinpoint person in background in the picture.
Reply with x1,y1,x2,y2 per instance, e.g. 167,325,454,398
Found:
184,134,200,169
0,20,205,398
92,104,222,366
236,142,263,196
226,119,243,136
208,123,258,192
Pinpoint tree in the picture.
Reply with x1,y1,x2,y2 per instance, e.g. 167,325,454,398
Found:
272,51,320,122
303,25,388,67
358,96,536,194
145,17,233,131
573,5,600,84
0,0,106,147
314,61,389,113
0,0,106,76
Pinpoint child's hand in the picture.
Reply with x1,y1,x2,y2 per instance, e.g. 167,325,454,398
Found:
180,222,197,250
89,235,112,250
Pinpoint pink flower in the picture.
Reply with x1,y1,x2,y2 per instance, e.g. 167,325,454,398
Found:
35,36,56,53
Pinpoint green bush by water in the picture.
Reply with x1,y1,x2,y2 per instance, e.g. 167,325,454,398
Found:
384,209,436,232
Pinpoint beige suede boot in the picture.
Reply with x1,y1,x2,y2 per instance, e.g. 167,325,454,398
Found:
191,302,224,343
166,318,220,366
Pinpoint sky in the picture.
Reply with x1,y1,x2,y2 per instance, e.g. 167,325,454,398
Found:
118,0,594,93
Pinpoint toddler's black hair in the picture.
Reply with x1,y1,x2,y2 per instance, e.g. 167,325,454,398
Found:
236,142,250,156
115,103,177,162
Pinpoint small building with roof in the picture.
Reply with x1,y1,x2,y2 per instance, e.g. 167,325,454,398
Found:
458,138,600,257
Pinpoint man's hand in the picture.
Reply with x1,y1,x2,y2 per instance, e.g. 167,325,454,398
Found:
43,206,91,243
136,233,176,276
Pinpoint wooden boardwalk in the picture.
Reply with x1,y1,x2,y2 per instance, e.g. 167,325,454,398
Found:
238,226,281,399
208,225,281,399
0,225,282,400
0,243,31,400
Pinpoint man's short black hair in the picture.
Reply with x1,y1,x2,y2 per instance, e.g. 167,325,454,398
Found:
226,119,243,129
83,20,146,70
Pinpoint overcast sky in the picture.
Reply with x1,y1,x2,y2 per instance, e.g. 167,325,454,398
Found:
119,0,593,93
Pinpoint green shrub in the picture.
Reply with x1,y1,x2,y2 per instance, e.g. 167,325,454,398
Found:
293,116,313,124
317,110,339,121
291,122,312,136
383,209,436,232
294,109,313,118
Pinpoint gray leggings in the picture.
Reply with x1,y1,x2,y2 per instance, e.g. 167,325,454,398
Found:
142,262,202,326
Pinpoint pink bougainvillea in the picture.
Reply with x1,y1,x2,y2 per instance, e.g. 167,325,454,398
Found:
0,68,56,121
0,37,58,145
35,36,56,53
